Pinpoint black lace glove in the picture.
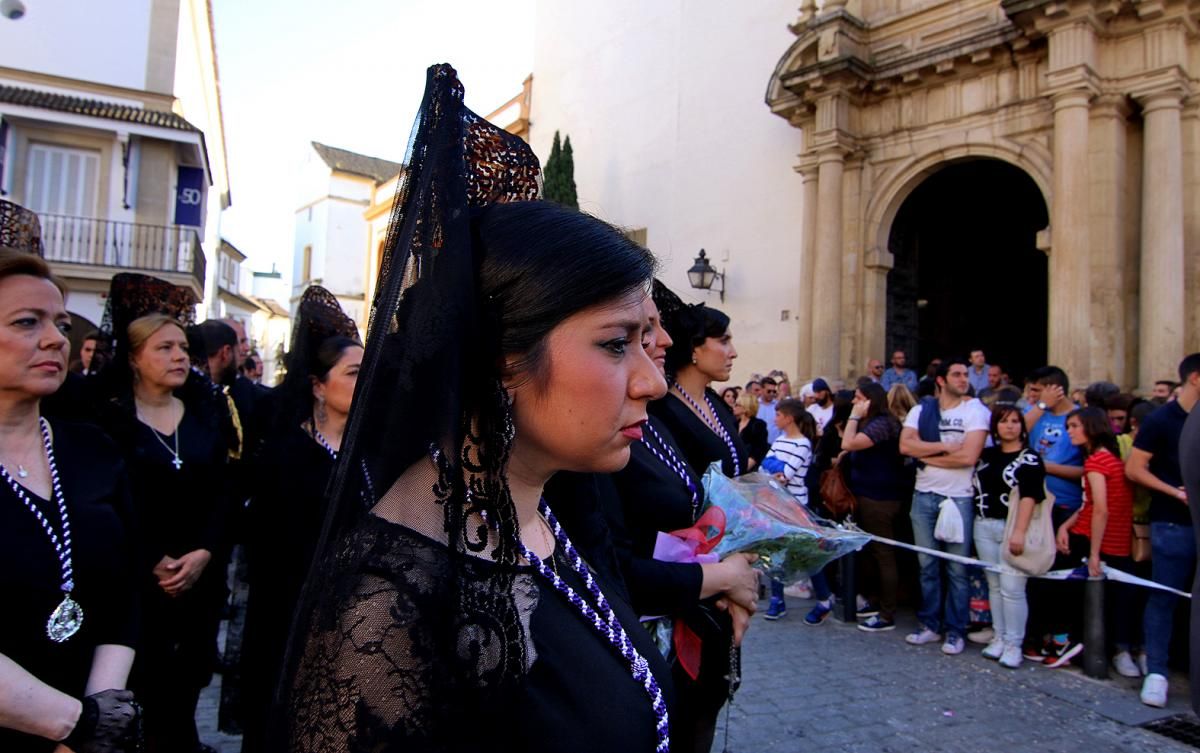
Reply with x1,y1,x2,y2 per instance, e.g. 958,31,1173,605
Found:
62,689,142,753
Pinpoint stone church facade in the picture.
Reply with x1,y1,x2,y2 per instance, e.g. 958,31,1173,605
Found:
768,0,1198,390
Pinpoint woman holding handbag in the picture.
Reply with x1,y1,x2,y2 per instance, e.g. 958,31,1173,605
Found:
971,404,1048,669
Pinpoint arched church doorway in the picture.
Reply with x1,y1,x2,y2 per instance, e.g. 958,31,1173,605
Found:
886,159,1049,385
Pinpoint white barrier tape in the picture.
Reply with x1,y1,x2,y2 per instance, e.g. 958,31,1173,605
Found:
848,528,1192,599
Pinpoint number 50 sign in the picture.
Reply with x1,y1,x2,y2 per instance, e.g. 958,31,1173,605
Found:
175,166,205,227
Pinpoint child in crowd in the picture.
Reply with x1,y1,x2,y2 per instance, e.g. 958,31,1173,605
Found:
762,400,820,621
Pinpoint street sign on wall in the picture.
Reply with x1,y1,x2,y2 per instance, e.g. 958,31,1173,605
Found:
175,166,205,227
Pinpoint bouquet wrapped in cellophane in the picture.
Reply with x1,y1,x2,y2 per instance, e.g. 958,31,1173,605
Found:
695,463,869,582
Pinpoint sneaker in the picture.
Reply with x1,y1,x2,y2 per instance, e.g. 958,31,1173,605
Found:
804,601,833,626
1113,651,1141,678
1136,652,1149,676
942,635,965,655
1045,640,1084,668
858,615,896,632
763,597,787,621
982,639,1006,660
856,603,879,619
783,582,812,599
906,627,942,646
967,626,995,645
1141,673,1168,708
999,645,1024,669
1023,643,1048,663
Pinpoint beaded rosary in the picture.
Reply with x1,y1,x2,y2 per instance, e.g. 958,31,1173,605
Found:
516,501,671,753
311,425,339,460
0,418,83,642
640,420,700,520
672,382,741,476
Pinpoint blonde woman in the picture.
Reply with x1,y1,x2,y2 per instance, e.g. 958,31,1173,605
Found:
734,391,768,471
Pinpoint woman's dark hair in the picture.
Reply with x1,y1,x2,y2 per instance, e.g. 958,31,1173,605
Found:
1067,406,1119,458
856,382,889,421
313,335,359,383
475,201,656,387
989,403,1029,448
830,389,855,430
720,386,738,403
659,304,730,379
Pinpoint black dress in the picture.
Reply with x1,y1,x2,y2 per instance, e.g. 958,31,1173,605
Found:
287,516,675,752
649,390,748,480
98,385,234,752
739,417,770,470
0,421,138,753
240,425,336,753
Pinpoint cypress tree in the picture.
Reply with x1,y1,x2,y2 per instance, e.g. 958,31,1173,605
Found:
543,130,579,209
544,131,564,202
559,136,579,209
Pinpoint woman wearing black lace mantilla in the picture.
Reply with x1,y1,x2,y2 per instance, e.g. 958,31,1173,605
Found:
278,65,676,752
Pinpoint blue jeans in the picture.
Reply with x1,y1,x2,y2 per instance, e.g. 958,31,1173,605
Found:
1143,521,1197,676
910,491,976,638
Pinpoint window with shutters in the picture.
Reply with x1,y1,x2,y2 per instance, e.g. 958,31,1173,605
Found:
24,144,101,217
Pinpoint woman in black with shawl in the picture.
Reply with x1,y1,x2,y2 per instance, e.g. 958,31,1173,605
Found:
278,66,674,753
239,287,361,753
610,289,757,753
94,274,238,753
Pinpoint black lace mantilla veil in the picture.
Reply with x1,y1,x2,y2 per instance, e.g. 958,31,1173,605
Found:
276,64,542,752
276,285,361,430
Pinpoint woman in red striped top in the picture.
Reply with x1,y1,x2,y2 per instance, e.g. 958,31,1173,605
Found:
1056,406,1140,673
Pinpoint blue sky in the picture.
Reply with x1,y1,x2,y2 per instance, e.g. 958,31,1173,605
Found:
212,0,535,283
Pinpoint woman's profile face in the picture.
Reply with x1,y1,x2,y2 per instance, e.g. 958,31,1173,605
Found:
732,402,745,419
132,323,189,390
0,275,70,398
1065,415,1086,447
510,289,666,475
315,345,363,416
643,296,672,376
692,328,737,383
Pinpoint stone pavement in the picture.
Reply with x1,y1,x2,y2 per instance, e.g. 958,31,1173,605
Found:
197,596,1197,752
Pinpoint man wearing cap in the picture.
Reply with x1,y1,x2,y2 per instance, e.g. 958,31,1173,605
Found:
806,378,834,434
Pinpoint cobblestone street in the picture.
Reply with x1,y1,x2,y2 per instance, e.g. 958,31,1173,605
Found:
198,593,1198,752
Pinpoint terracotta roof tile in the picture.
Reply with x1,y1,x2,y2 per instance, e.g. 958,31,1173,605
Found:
0,84,200,132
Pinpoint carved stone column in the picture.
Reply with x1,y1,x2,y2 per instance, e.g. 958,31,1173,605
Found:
811,147,846,379
1049,88,1093,382
1137,88,1187,390
797,166,819,376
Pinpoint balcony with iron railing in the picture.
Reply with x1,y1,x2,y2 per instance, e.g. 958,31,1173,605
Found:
38,213,207,293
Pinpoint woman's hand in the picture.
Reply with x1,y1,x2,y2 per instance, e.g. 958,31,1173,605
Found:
850,401,869,420
158,549,211,596
714,598,753,647
1055,525,1071,554
1008,530,1026,557
1088,553,1103,578
718,553,759,612
151,555,178,585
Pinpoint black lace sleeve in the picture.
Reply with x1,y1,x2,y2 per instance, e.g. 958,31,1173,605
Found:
288,516,537,753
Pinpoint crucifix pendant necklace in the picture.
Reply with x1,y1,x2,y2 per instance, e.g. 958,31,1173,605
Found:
142,401,183,470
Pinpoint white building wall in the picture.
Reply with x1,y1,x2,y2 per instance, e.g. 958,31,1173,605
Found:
530,0,808,385
0,0,153,90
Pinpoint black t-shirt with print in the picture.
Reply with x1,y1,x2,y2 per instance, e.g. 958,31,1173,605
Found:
973,446,1046,520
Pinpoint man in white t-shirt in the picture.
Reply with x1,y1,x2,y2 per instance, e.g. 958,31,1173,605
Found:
899,357,990,656
806,378,834,434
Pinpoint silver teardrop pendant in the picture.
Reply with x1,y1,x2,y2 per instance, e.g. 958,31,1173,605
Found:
46,595,83,643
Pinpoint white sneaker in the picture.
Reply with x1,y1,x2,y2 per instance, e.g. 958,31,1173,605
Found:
905,627,942,646
783,582,813,599
967,626,995,645
1141,673,1168,708
941,635,965,655
982,639,1006,660
999,645,1024,668
1112,651,1141,678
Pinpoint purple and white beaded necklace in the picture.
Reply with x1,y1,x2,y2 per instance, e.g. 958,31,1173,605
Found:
640,420,700,520
516,501,670,753
672,381,741,476
0,418,83,643
310,425,338,460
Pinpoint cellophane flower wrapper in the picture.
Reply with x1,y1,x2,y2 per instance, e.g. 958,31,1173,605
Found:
701,464,869,581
